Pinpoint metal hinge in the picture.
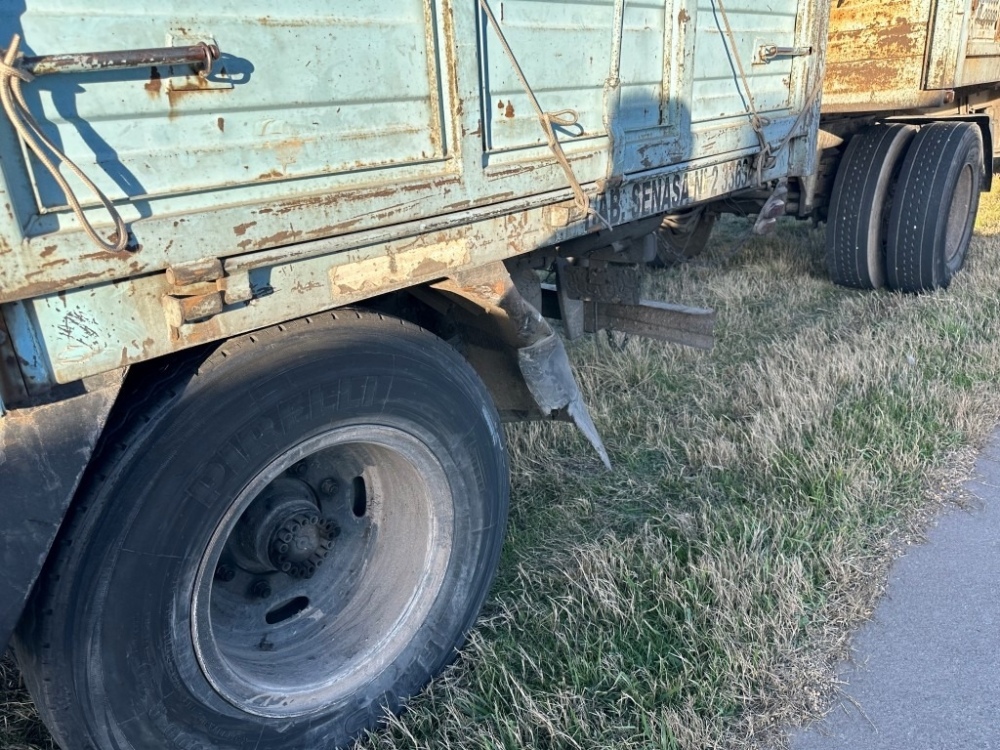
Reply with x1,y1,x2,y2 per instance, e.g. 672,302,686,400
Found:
162,258,252,338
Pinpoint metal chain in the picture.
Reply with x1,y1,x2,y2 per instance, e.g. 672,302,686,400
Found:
0,34,129,253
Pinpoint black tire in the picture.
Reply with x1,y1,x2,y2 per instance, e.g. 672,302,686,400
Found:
651,207,717,267
14,312,509,749
886,122,984,292
826,123,916,289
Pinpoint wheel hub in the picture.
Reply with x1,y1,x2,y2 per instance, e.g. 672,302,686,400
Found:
268,511,337,579
231,478,337,578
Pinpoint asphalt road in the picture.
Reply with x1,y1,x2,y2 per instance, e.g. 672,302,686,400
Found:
789,433,1000,750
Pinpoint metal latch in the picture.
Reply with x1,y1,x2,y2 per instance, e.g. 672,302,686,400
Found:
162,258,252,337
755,44,813,65
21,42,219,77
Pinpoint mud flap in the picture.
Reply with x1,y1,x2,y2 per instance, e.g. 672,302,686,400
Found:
430,264,611,469
517,333,611,468
0,370,123,650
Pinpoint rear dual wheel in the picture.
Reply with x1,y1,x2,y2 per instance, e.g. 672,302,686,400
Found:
15,312,509,749
826,121,983,292
886,122,983,292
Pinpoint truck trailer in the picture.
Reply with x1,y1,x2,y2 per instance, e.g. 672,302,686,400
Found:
0,1,996,748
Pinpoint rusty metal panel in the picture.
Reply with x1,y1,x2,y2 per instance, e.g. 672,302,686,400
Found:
925,0,973,88
821,0,934,112
947,0,1000,87
0,0,467,303
5,2,450,209
0,0,825,307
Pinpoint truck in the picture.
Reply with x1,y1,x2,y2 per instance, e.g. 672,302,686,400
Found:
0,1,995,748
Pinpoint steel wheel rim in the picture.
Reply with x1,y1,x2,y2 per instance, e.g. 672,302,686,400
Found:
190,424,454,718
944,163,975,264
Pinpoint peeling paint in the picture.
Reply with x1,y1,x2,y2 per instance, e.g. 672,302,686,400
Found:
329,239,469,297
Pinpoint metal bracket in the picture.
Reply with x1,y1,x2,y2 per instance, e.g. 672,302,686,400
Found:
559,261,642,306
752,180,789,236
541,284,715,350
430,263,611,468
583,300,715,350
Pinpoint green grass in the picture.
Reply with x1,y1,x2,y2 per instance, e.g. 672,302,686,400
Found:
6,194,1000,749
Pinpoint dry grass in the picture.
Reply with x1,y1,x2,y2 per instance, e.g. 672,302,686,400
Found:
0,653,54,750
6,191,1000,749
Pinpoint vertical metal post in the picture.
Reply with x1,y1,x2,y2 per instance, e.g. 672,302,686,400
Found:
603,0,627,180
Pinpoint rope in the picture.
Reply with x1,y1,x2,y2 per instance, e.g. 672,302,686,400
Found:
0,34,129,253
478,0,612,230
771,72,824,156
713,0,774,184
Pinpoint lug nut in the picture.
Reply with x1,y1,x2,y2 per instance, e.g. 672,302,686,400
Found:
214,564,236,583
290,461,309,477
249,580,272,599
320,478,339,495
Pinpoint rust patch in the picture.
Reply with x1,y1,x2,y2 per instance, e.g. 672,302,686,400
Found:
234,221,258,236
36,258,70,272
257,169,284,181
166,74,213,111
824,0,928,103
504,101,515,118
0,270,109,304
274,138,304,170
41,244,57,258
238,228,300,251
217,117,225,132
678,8,690,23
145,66,162,98
497,99,505,110
413,258,451,277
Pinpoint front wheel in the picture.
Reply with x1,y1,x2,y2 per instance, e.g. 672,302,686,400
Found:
15,312,509,749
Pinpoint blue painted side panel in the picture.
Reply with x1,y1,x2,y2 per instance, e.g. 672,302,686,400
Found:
0,0,826,390
690,0,800,124
5,2,450,208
